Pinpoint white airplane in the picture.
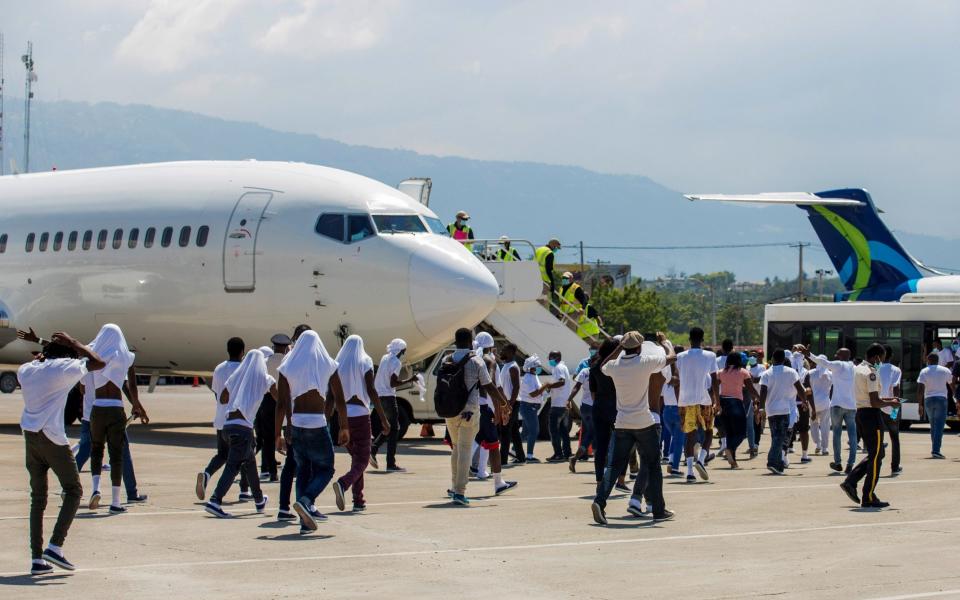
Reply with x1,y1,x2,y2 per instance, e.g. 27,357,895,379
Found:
0,160,500,387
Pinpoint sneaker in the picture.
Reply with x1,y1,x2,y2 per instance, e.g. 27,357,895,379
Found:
470,465,479,476
255,495,269,514
800,456,812,464
891,466,903,476
932,452,946,459
767,465,784,475
452,494,470,506
546,455,564,463
511,458,527,465
352,503,367,512
127,494,148,503
299,527,312,535
694,461,709,481
204,502,232,519
839,481,860,505
259,472,271,482
829,462,842,472
102,464,111,472
526,457,541,464
626,501,648,518
277,509,296,521
495,481,518,495
668,468,683,476
42,548,75,571
385,465,407,473
722,449,736,468
238,491,254,502
88,491,101,510
653,509,675,523
591,502,607,525
369,452,380,470
660,457,669,465
704,452,716,465
196,472,209,500
748,448,759,458
109,505,127,515
293,499,317,530
844,464,853,474
446,489,455,499
332,481,346,511
31,562,54,575
615,482,631,493
861,498,890,509
569,456,578,473
309,508,328,522
686,474,696,483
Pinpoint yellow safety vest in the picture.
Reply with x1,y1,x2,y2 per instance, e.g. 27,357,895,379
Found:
534,246,553,286
497,248,518,262
560,283,582,314
577,307,601,339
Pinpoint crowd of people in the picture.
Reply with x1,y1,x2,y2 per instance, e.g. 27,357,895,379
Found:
13,319,958,574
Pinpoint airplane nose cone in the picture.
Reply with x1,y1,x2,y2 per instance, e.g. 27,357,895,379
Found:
409,243,499,344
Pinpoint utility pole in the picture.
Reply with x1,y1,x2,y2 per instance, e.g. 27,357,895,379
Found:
816,268,833,302
21,41,34,173
791,241,810,302
579,240,585,283
0,32,5,176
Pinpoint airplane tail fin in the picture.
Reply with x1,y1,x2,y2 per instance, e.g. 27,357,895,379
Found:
684,188,923,298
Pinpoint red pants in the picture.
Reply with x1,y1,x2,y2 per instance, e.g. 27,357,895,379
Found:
337,415,371,505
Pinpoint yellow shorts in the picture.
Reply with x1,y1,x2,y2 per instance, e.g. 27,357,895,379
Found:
681,405,714,434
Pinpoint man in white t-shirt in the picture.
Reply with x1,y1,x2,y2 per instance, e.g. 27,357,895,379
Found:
933,339,955,369
18,332,106,575
590,332,675,525
806,347,857,473
917,352,954,458
567,363,594,472
676,327,719,482
759,348,808,475
544,352,573,462
805,357,833,457
877,345,903,474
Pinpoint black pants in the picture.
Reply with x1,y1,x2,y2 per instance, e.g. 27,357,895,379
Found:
592,407,617,483
205,430,250,492
499,402,524,463
883,412,900,471
255,395,277,478
594,425,666,517
278,441,297,511
372,396,400,468
90,405,126,486
210,425,262,504
846,408,885,504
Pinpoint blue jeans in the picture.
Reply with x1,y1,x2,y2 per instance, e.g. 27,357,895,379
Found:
549,407,572,457
75,419,140,498
291,425,335,505
767,414,790,470
519,402,540,456
831,406,858,466
925,396,948,454
662,405,684,470
210,425,262,504
577,404,594,456
744,399,757,450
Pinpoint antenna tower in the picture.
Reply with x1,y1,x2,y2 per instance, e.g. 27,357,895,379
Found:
21,41,34,173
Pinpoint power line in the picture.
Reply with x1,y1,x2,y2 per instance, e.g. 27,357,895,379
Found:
578,241,815,251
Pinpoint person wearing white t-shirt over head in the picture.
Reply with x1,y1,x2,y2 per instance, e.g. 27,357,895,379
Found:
805,356,833,457
917,352,954,459
371,338,417,472
18,332,106,575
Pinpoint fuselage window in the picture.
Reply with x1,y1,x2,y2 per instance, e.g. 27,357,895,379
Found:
39,232,49,252
196,225,209,247
161,226,173,248
348,214,375,243
0,233,7,253
67,231,78,251
128,228,139,249
144,227,156,248
315,213,345,242
25,233,35,253
112,229,123,250
53,232,64,252
178,226,191,248
97,229,108,250
82,231,93,251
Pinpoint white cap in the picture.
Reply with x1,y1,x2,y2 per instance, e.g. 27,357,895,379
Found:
476,332,495,349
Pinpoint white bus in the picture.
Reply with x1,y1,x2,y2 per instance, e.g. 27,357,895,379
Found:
763,298,960,431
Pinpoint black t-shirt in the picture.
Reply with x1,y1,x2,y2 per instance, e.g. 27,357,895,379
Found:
589,362,617,416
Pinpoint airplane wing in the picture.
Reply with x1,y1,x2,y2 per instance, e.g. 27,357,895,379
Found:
683,192,864,207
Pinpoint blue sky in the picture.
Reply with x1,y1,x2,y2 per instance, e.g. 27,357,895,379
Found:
5,1,959,236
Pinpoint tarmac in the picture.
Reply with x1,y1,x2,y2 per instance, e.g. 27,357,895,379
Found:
1,386,959,599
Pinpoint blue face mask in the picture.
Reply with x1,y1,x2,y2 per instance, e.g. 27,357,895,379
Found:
589,349,598,357
536,367,544,375
748,357,757,367
952,343,959,352
548,359,558,367
561,278,571,286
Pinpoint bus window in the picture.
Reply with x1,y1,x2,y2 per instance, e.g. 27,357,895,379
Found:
801,326,820,353
823,327,843,356
766,322,799,357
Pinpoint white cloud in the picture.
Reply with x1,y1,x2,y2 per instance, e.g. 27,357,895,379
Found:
256,0,395,58
115,0,248,72
546,15,627,53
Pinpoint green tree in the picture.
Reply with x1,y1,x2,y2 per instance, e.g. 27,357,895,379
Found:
594,284,668,335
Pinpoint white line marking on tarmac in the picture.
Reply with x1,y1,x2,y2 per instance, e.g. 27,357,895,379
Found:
0,476,958,521
862,590,960,600
1,516,959,577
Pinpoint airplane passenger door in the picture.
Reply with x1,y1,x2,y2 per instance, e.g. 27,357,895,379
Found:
223,192,273,292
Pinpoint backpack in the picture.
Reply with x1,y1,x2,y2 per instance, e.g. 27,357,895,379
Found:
434,352,478,418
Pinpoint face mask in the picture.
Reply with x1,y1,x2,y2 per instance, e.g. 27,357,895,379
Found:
536,367,544,375
748,357,757,366
551,247,559,254
589,349,598,357
548,359,558,367
952,344,959,352
561,278,570,286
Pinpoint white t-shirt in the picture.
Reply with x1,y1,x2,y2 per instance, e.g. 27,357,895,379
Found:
211,360,241,430
938,348,955,367
550,362,572,410
749,364,765,379
807,366,833,411
500,362,520,403
760,365,801,417
877,362,902,415
601,351,667,429
478,354,499,409
519,372,543,405
677,348,717,406
575,368,593,406
918,365,952,398
660,365,677,407
265,352,284,380
374,353,402,397
811,356,856,410
18,358,89,446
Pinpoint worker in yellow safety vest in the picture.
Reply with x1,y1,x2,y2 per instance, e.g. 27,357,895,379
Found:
447,211,475,251
534,239,562,293
559,271,587,315
497,236,521,262
576,303,602,341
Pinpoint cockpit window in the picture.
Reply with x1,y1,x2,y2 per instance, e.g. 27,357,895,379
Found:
372,214,427,234
425,216,448,235
347,214,375,243
315,214,345,242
